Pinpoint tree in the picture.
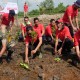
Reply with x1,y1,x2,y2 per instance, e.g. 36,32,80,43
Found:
39,0,54,14
55,3,66,13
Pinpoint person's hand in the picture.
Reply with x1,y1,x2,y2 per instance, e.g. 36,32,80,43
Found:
24,37,26,41
73,27,77,32
31,50,37,54
25,58,29,64
77,26,79,30
58,48,62,55
55,49,57,54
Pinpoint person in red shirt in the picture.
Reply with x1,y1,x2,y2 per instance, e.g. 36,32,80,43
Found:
33,17,45,37
19,16,32,41
24,2,28,17
55,20,73,55
0,10,15,63
60,0,80,37
74,29,80,61
45,19,57,43
24,26,42,64
2,10,15,31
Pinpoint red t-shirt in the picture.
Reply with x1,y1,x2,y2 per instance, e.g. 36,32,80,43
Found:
21,23,26,33
74,30,80,46
45,24,57,36
2,13,14,26
25,30,42,44
56,26,72,41
62,5,78,23
33,24,44,36
24,4,28,12
20,22,32,33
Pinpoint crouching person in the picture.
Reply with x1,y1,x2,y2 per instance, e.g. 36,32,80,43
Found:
25,26,42,64
74,29,80,61
45,19,57,45
55,20,73,55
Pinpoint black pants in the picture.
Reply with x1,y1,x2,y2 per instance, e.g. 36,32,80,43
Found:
18,33,24,42
57,38,73,54
64,23,74,38
42,35,55,47
28,40,40,57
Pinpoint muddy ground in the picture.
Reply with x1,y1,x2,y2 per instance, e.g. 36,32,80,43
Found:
0,14,80,80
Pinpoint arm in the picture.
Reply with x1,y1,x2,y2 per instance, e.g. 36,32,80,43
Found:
55,37,58,53
42,28,45,36
35,37,42,52
10,16,15,32
22,29,25,40
41,25,45,36
25,43,29,63
75,46,80,60
68,16,76,30
75,16,79,29
31,37,42,54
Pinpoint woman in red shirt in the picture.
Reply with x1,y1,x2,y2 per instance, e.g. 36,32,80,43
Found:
55,20,73,55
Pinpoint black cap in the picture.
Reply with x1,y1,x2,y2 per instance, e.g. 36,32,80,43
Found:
9,10,15,16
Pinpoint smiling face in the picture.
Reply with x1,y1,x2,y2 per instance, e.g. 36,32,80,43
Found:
34,19,39,26
57,22,63,30
24,17,29,23
51,20,55,26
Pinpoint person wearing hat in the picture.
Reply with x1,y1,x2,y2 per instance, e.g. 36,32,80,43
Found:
0,10,15,63
60,0,80,37
24,26,42,64
54,20,73,55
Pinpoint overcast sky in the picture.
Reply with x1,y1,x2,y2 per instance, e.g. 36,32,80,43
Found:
0,0,77,11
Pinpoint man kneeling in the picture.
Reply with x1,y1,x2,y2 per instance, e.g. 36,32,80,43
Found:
24,26,42,64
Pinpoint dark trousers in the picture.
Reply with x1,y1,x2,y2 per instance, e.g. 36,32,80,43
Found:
42,35,55,47
28,40,40,57
57,38,73,54
18,33,24,42
64,23,74,38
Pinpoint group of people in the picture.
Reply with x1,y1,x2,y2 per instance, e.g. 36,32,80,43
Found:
20,0,80,64
0,0,80,66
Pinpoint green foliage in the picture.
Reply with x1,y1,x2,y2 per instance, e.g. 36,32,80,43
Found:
51,26,56,37
18,12,24,18
18,1,67,17
15,30,21,40
28,9,40,15
30,31,37,45
53,3,66,13
39,0,54,14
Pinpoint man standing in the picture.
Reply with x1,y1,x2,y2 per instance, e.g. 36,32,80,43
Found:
24,2,28,17
60,0,80,37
